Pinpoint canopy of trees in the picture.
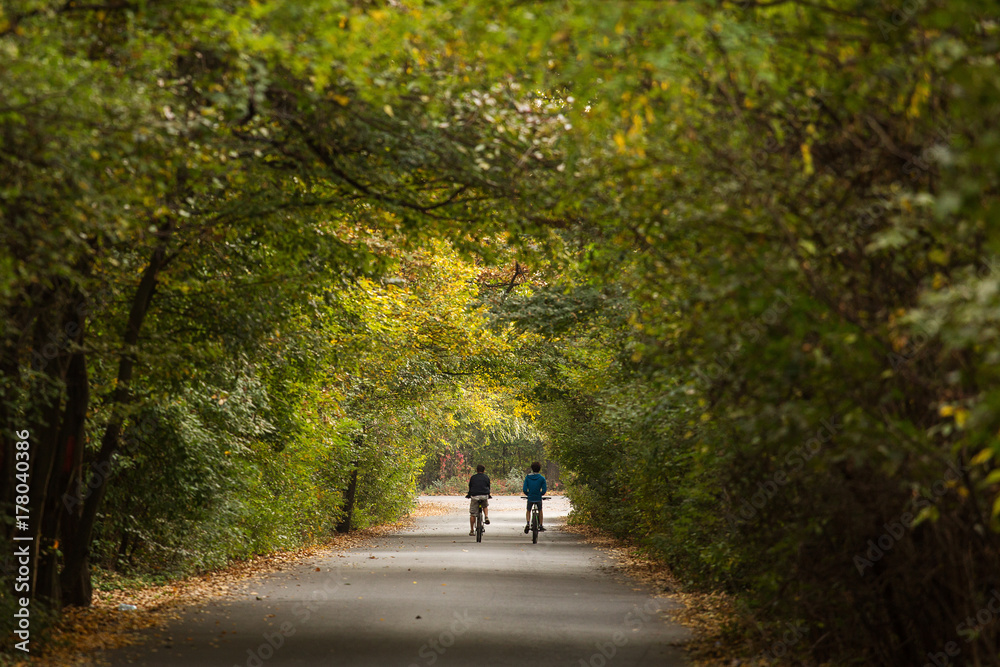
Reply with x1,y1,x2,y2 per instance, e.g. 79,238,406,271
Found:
2,0,999,664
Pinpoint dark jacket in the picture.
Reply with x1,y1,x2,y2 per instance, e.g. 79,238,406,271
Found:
523,473,547,501
467,473,491,497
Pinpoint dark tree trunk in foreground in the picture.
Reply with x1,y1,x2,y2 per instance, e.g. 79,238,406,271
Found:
337,462,360,533
60,228,172,607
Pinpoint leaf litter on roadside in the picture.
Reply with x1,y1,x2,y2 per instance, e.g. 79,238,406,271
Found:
560,523,751,666
16,517,416,666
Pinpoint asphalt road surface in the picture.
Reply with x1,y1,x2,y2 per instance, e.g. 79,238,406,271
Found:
106,495,689,666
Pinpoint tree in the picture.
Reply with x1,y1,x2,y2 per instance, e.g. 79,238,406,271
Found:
1,0,564,610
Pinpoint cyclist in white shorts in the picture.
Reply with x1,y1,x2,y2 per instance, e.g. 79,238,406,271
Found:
465,464,491,536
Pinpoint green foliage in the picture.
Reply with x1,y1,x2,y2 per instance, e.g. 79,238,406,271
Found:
490,0,1000,663
4,0,1000,664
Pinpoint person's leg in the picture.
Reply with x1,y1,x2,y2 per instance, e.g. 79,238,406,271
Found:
483,503,489,524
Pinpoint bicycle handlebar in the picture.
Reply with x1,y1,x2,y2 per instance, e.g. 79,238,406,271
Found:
520,496,552,500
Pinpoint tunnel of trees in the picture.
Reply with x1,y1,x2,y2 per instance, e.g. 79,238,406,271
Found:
2,0,999,663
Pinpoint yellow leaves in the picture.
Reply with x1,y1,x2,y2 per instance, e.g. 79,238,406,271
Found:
383,104,395,118
970,448,994,467
800,143,814,176
908,73,931,119
912,505,939,527
332,94,350,106
929,249,949,266
613,131,627,153
939,404,969,428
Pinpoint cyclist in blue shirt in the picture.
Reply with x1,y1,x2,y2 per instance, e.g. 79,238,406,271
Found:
522,461,547,534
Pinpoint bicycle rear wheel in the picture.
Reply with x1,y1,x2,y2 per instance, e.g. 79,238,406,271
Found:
476,508,484,542
531,511,538,543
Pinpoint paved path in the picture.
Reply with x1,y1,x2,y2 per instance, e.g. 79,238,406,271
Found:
106,496,689,666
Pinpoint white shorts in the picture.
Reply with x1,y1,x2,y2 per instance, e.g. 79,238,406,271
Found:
469,496,489,514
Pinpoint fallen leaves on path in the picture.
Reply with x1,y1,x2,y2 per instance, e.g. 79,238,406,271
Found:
15,516,416,667
409,501,457,516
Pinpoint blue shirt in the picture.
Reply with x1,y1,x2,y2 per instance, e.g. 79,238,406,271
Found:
522,473,547,501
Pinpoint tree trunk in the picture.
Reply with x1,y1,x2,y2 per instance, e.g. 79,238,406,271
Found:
336,462,360,533
54,346,90,606
26,289,80,607
60,230,172,607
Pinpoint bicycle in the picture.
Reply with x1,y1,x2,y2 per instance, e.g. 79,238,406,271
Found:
474,497,487,543
521,496,551,543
